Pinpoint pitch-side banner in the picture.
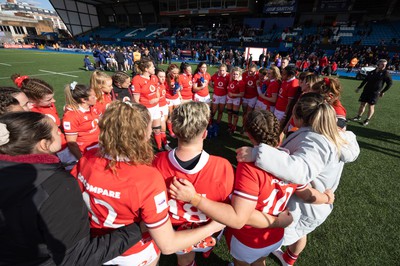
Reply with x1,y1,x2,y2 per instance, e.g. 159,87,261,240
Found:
4,44,34,49
264,0,297,14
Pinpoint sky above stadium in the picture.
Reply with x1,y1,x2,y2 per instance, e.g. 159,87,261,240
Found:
1,0,54,10
24,0,54,10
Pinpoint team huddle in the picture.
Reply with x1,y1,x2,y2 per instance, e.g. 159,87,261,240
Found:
0,60,361,266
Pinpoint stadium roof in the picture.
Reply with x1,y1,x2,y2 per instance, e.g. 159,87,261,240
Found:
75,0,150,6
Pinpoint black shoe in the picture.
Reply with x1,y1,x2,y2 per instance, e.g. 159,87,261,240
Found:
351,115,361,121
363,119,370,126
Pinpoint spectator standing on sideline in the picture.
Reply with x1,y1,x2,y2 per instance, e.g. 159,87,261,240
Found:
114,48,126,71
133,47,141,63
281,57,290,71
351,59,393,126
165,47,172,65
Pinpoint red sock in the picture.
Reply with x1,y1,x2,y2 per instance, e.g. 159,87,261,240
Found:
161,131,167,145
167,121,174,135
283,248,299,265
154,132,162,149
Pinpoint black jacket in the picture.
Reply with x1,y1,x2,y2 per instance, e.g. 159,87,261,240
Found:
359,68,393,94
0,154,141,265
111,84,133,102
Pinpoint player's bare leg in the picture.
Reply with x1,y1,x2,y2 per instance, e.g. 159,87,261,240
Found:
281,235,306,265
216,103,225,123
250,256,267,266
366,104,375,120
357,102,367,117
233,257,250,266
241,103,248,129
177,251,196,266
211,103,218,121
226,103,233,129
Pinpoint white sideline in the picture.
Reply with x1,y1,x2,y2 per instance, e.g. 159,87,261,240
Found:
39,69,79,77
0,70,84,80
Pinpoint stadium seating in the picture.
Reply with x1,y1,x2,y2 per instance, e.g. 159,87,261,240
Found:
74,20,400,48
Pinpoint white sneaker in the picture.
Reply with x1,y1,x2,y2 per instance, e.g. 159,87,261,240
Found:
272,248,292,266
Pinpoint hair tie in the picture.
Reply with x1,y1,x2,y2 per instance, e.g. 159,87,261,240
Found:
14,75,29,88
70,81,78,91
0,123,10,146
324,77,330,86
123,101,133,107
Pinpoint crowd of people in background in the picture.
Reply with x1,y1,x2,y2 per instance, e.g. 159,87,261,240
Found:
76,39,400,76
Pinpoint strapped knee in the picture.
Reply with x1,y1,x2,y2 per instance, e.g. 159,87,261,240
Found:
232,110,239,116
152,126,161,131
226,108,232,114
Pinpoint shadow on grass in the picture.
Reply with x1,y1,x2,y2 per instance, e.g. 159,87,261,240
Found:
346,123,400,158
355,140,400,159
347,123,400,143
203,121,251,167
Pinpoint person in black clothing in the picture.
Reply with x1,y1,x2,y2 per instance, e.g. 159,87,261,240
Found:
0,111,142,265
258,52,265,67
111,71,133,102
114,48,126,72
352,59,393,126
142,48,155,65
165,47,172,65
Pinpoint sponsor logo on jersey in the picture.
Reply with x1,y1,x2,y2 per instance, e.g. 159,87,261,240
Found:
63,121,71,130
91,118,99,129
154,191,168,213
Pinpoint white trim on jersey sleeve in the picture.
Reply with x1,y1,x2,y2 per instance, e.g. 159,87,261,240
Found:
145,213,169,229
295,183,308,190
233,190,258,201
64,132,78,135
167,149,210,174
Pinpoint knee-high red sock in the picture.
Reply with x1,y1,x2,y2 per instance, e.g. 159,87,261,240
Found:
167,121,174,136
283,248,299,265
161,131,167,145
154,132,162,150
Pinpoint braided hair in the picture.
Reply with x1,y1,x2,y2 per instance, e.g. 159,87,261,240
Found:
244,109,280,147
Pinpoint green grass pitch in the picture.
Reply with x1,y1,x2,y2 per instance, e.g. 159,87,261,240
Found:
0,49,399,265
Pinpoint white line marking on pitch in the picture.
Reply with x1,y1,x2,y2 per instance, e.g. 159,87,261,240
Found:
39,69,78,77
0,63,11,66
8,61,35,64
0,70,85,80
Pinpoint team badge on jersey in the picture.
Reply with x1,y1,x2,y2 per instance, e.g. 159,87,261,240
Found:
154,191,168,213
